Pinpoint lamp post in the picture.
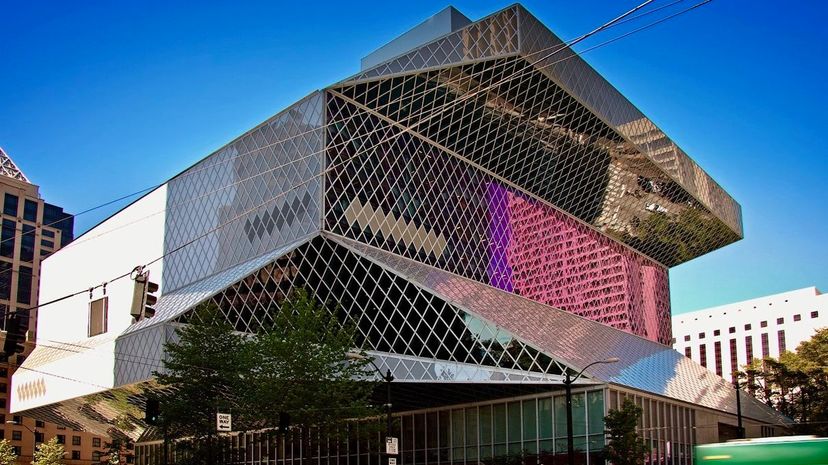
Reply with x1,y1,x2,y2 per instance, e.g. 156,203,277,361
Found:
5,420,38,459
348,353,394,461
562,357,619,465
733,373,744,439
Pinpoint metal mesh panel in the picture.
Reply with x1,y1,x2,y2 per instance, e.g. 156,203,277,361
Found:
324,91,671,343
178,236,566,381
163,92,324,292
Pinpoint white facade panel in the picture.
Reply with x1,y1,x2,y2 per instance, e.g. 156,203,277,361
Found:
11,185,168,412
672,287,828,382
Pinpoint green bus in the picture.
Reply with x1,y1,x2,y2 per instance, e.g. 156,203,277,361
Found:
694,436,828,465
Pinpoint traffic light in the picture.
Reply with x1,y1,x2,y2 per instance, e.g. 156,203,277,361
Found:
130,271,159,322
145,398,160,425
3,312,26,357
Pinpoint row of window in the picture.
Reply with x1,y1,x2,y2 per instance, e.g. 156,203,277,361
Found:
685,331,787,375
0,261,33,305
681,311,818,342
3,194,39,223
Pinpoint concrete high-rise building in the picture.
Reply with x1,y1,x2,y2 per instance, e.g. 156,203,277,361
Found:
11,5,789,465
0,147,116,464
673,287,828,383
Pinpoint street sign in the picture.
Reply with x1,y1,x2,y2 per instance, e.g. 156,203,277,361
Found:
217,412,232,432
385,437,398,455
388,458,397,465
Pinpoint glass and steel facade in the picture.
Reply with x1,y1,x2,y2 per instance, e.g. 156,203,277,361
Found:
13,5,787,465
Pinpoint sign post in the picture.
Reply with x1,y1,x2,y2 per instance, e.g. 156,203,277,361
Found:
216,412,232,432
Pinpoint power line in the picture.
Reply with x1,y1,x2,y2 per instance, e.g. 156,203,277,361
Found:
0,0,669,253
16,0,711,317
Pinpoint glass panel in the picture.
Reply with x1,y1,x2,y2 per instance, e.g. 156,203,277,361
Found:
426,412,438,450
572,393,586,437
493,404,507,444
539,397,553,439
1,220,15,258
20,224,34,262
414,413,425,451
17,266,32,305
451,409,464,461
3,194,17,217
587,391,604,435
466,407,478,461
554,396,567,438
479,405,492,446
523,399,537,440
507,401,521,443
0,262,11,301
23,199,38,222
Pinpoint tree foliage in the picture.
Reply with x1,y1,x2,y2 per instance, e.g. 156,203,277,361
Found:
603,398,649,465
32,438,64,465
0,439,17,465
150,289,377,464
739,327,828,435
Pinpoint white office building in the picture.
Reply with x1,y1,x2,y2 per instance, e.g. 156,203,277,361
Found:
673,287,828,382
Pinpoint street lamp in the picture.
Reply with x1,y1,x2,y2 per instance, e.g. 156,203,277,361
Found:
562,357,619,465
347,352,395,461
5,420,38,457
732,372,745,439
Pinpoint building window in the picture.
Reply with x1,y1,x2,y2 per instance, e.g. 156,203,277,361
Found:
41,229,54,238
57,435,65,444
699,344,707,367
93,437,101,447
0,383,6,393
794,314,801,322
714,329,720,337
72,436,81,446
745,336,754,362
760,321,768,328
744,323,752,331
778,330,786,353
761,333,770,359
684,335,690,342
729,326,736,334
11,431,21,441
40,239,53,248
35,432,44,443
88,297,108,337
93,451,102,462
729,338,738,377
12,415,21,424
16,266,32,305
776,317,784,325
698,332,705,339
11,447,20,457
71,450,81,460
0,262,10,301
20,224,35,262
35,420,44,427
684,347,691,358
23,200,38,223
714,341,723,376
811,311,819,318
3,195,18,217
0,220,15,258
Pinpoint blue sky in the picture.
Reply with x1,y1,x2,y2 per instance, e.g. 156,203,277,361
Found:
1,1,825,314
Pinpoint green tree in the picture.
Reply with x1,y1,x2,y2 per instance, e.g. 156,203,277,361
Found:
0,439,17,465
32,438,64,465
151,290,377,464
603,398,649,465
740,327,828,435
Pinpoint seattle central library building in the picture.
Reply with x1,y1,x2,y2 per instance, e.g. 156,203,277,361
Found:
12,5,788,465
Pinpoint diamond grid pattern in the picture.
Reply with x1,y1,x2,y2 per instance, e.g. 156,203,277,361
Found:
0,147,29,182
163,92,325,292
515,5,742,235
351,8,519,81
324,92,671,343
331,53,740,269
333,234,784,425
178,235,566,379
